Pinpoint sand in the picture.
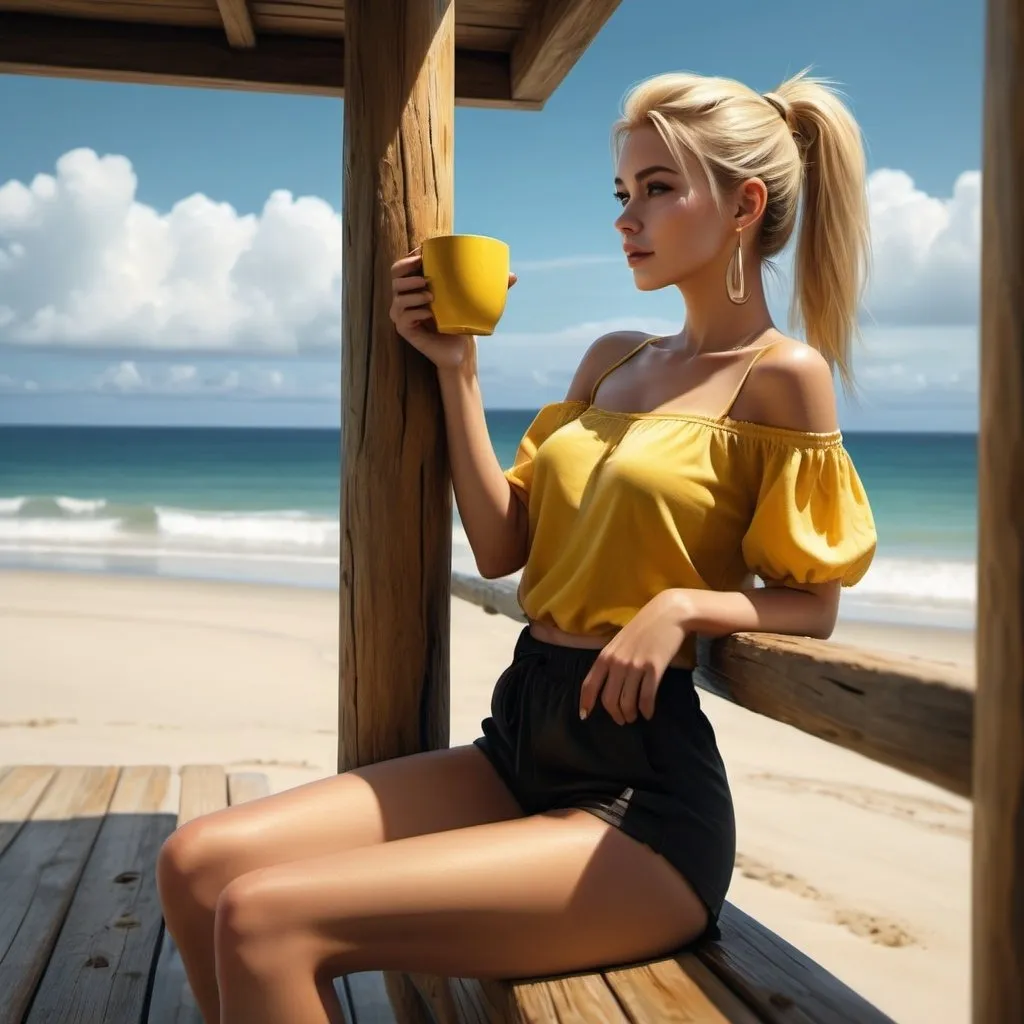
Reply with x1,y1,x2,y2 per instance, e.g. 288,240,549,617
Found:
0,569,972,1023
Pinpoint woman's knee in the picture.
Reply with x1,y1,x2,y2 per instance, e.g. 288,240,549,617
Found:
157,815,238,912
213,869,319,974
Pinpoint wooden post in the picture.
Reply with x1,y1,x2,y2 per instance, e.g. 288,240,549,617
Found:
974,0,1024,1019
339,0,454,771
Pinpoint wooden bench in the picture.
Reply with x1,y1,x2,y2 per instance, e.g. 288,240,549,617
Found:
1,762,897,1023
401,903,895,1024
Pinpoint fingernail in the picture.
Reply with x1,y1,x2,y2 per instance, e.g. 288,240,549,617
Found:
579,708,588,720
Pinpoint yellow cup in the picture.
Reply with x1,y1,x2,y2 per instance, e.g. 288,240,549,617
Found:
420,234,510,336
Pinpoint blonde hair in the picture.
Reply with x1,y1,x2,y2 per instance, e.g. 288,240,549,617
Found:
612,69,870,389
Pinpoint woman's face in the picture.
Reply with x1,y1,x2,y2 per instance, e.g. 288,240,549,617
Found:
613,124,734,293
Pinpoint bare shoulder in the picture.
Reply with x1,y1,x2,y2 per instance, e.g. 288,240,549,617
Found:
738,334,839,433
563,331,654,403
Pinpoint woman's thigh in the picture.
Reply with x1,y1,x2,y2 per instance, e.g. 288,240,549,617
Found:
159,744,523,901
217,807,709,980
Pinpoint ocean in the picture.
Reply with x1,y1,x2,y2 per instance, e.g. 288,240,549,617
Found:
0,419,976,630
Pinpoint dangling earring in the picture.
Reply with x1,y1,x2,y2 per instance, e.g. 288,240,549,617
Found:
726,229,749,305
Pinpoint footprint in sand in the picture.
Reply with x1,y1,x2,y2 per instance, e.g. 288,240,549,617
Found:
734,852,917,949
734,853,825,902
744,771,970,839
832,909,915,949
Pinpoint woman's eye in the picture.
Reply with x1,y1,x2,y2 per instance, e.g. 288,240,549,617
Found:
613,191,629,206
647,182,669,196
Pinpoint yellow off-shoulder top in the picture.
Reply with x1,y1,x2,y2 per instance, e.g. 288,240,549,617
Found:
503,338,877,667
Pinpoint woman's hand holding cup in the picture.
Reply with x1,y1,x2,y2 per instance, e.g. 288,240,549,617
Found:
389,238,516,370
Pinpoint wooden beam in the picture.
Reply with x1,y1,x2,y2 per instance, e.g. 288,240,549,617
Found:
510,0,621,102
0,12,527,107
973,0,1024,1018
339,0,454,770
700,903,897,1024
698,632,974,797
215,0,255,48
449,573,975,796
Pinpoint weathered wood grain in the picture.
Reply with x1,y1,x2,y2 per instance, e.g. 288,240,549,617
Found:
0,765,57,858
215,0,255,46
511,974,628,1023
346,971,402,1023
452,570,527,622
510,0,621,102
604,955,761,1023
146,765,232,1024
974,0,1024,1018
226,770,270,806
698,632,973,797
25,767,174,1024
0,766,120,1024
339,0,455,769
0,11,520,105
698,902,896,1024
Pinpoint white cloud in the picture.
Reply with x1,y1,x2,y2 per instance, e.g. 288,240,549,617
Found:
0,149,342,354
0,150,980,368
0,372,39,392
864,169,980,326
92,361,337,398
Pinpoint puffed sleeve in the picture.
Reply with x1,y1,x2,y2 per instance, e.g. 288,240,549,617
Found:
504,401,587,499
741,438,877,586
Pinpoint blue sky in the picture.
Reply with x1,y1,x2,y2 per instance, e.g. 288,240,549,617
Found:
0,0,984,430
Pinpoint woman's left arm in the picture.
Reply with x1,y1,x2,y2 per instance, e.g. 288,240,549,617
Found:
684,339,846,641
672,578,839,642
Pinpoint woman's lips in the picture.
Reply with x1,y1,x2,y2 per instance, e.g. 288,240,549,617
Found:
626,251,653,266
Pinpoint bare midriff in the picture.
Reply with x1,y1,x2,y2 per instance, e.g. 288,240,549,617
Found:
527,619,693,670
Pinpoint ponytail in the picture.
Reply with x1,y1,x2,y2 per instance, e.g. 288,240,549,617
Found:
776,73,870,391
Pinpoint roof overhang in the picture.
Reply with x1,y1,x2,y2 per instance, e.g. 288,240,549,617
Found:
0,0,622,109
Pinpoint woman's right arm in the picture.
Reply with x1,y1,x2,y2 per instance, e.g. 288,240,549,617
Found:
389,250,525,579
437,350,528,579
389,249,644,579
437,330,648,579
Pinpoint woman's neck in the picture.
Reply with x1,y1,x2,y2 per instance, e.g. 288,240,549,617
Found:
668,257,775,355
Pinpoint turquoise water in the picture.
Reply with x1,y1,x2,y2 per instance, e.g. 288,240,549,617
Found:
0,420,977,627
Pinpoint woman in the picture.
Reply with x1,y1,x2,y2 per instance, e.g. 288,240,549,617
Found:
156,69,877,1023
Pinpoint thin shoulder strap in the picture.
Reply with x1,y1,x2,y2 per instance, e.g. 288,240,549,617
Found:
589,336,659,405
718,341,783,419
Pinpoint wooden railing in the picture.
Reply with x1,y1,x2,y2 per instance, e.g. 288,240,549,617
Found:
450,571,974,799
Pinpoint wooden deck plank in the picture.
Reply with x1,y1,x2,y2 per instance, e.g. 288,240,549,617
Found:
178,764,229,823
146,765,231,1024
345,971,401,1023
0,765,120,1024
24,766,175,1024
604,955,763,1023
449,978,510,1023
698,903,897,1024
227,770,271,806
0,765,57,858
511,974,628,1023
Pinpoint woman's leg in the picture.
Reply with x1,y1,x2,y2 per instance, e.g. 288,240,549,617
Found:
156,745,523,1024
213,807,710,1024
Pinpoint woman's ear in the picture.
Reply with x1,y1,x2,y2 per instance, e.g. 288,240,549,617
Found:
733,177,768,231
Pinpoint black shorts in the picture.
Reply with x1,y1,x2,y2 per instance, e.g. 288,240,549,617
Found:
473,626,736,939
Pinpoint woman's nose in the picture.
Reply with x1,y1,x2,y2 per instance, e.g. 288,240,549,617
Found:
615,209,640,233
